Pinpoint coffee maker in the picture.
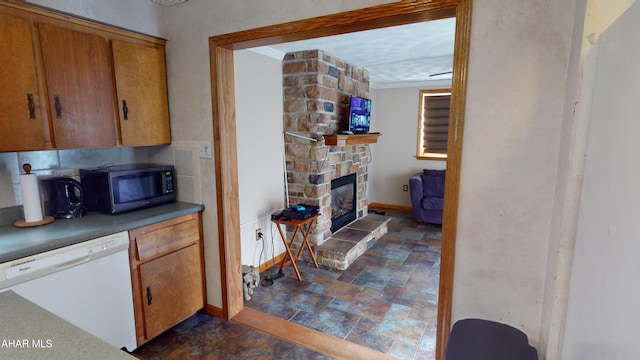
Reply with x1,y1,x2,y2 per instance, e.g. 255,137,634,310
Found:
44,177,85,219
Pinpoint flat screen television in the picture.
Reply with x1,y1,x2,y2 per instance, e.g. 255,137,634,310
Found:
348,95,372,134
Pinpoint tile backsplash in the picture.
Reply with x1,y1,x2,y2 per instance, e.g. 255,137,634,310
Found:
0,141,202,221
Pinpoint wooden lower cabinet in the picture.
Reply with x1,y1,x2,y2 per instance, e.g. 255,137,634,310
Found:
128,212,205,346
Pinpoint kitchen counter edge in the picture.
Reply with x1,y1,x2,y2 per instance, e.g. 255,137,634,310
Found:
0,202,204,264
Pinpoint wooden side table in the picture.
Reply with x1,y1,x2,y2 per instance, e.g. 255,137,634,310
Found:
272,213,320,281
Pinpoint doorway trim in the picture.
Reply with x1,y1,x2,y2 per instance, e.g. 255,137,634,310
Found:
208,1,471,358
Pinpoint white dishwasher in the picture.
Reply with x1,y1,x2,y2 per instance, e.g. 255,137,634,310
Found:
0,231,137,351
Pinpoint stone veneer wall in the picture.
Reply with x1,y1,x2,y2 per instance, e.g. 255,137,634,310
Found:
282,49,370,247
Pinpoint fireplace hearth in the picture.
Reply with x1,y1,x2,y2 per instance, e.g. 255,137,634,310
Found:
331,173,357,232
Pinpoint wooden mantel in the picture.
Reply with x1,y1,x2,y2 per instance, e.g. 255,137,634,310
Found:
323,133,382,146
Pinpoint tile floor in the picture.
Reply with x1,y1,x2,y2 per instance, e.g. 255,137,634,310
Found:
132,311,335,359
246,208,441,359
133,208,441,360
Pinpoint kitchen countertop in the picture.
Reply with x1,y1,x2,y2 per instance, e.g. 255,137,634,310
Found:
0,202,204,264
0,290,136,360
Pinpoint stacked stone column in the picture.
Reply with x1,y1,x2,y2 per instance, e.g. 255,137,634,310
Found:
282,49,370,247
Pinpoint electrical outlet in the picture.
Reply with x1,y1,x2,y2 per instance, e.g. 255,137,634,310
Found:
255,228,262,241
198,141,212,159
403,184,409,192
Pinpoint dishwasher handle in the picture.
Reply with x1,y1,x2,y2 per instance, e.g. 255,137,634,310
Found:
146,286,153,306
55,255,91,272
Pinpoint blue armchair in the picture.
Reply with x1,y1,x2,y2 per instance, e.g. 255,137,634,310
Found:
409,169,445,224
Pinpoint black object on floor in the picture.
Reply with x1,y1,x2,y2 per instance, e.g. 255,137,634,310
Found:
445,319,538,360
265,272,285,282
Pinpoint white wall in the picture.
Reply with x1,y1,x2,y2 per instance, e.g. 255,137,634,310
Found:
452,0,578,353
369,85,447,207
234,49,287,268
25,0,165,37
562,2,640,359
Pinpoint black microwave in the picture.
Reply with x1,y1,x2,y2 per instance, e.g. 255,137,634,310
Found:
80,164,176,214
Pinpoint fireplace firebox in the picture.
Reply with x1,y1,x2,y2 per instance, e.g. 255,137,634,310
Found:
330,173,357,232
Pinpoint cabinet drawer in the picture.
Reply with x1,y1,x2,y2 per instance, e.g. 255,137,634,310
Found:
134,218,199,262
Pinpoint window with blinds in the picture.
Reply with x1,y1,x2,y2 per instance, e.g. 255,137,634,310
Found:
416,89,451,160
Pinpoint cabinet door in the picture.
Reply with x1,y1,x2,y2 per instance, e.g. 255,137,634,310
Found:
0,13,46,151
112,40,170,146
38,24,117,148
139,244,203,340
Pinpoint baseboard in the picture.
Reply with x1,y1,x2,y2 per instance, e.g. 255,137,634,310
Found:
257,252,286,273
368,202,412,211
233,307,394,360
203,303,224,318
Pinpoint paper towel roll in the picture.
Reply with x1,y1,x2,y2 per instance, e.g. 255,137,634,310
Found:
20,173,43,223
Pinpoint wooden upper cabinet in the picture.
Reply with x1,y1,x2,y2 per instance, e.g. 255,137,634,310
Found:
0,13,47,152
0,2,170,151
112,40,170,146
38,23,117,148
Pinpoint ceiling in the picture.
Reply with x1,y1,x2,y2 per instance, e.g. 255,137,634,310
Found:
252,17,456,88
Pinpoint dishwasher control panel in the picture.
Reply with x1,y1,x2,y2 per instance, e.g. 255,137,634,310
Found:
0,231,129,289
87,236,124,254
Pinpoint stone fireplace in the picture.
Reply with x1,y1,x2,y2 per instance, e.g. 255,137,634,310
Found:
283,49,370,246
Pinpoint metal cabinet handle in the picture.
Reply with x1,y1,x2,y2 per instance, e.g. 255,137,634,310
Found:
27,94,36,119
146,286,152,306
122,99,128,120
54,95,62,119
